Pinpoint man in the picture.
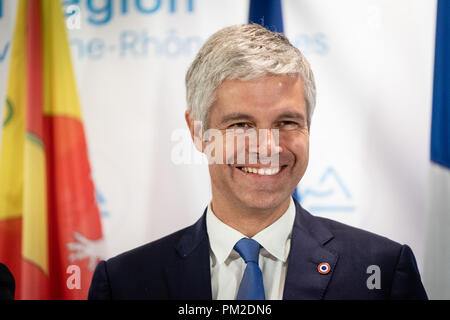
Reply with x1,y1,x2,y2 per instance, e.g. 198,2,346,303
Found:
0,263,15,300
88,24,427,300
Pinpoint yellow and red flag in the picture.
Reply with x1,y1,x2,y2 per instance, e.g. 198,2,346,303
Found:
0,0,103,299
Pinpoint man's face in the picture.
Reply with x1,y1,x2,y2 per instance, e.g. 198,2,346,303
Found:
203,74,310,212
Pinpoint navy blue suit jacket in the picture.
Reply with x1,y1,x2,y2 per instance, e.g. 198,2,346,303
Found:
0,263,15,300
88,200,427,300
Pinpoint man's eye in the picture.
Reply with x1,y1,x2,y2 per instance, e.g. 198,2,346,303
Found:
279,121,300,130
228,122,251,129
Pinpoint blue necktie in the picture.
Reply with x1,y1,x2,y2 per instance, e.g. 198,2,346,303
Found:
234,238,266,300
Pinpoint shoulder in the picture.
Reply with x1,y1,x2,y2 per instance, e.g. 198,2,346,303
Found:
0,263,15,300
89,224,194,300
309,213,405,268
295,198,403,255
319,215,402,251
106,225,190,271
316,215,427,299
295,203,406,270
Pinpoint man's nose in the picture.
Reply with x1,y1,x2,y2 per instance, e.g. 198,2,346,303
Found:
248,129,283,156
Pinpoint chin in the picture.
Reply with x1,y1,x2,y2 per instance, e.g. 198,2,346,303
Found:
237,191,289,211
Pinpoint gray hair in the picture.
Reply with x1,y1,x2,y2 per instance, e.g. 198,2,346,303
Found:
185,23,316,129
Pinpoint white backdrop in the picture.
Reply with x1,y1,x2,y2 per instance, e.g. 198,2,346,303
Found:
0,0,438,296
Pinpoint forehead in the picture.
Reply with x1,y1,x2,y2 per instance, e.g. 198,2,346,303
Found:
211,75,306,121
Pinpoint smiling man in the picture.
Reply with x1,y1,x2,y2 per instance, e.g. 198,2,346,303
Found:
88,24,427,300
202,75,308,238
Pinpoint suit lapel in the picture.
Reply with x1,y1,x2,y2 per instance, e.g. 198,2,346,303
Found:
283,200,339,300
166,201,338,300
166,210,212,299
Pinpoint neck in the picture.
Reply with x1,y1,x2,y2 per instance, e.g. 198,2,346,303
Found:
210,194,290,238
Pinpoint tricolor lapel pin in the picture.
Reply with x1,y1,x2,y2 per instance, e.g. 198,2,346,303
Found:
318,262,331,274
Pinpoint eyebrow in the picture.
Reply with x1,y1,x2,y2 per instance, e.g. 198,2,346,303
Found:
219,113,257,125
276,111,306,122
218,110,306,125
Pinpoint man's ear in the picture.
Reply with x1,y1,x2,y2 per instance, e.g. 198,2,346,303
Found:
185,110,203,153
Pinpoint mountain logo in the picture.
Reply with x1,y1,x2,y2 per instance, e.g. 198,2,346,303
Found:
293,167,355,213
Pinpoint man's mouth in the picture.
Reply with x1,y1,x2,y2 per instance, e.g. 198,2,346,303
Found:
235,166,286,176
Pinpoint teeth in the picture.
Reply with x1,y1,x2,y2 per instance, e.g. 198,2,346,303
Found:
239,167,280,176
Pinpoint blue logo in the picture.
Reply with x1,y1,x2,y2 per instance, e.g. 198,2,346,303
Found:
63,0,195,26
62,0,201,61
70,29,203,60
294,167,355,213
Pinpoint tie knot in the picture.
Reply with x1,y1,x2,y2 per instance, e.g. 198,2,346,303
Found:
234,238,261,264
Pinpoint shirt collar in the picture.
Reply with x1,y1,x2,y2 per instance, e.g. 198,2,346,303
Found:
206,204,246,265
252,197,295,262
206,197,296,264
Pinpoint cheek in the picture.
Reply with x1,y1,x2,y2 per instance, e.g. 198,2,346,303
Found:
282,133,309,164
203,134,228,165
222,133,252,165
204,136,247,165
223,136,236,163
208,164,227,186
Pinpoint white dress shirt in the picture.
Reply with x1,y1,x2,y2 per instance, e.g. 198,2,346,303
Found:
206,197,296,300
